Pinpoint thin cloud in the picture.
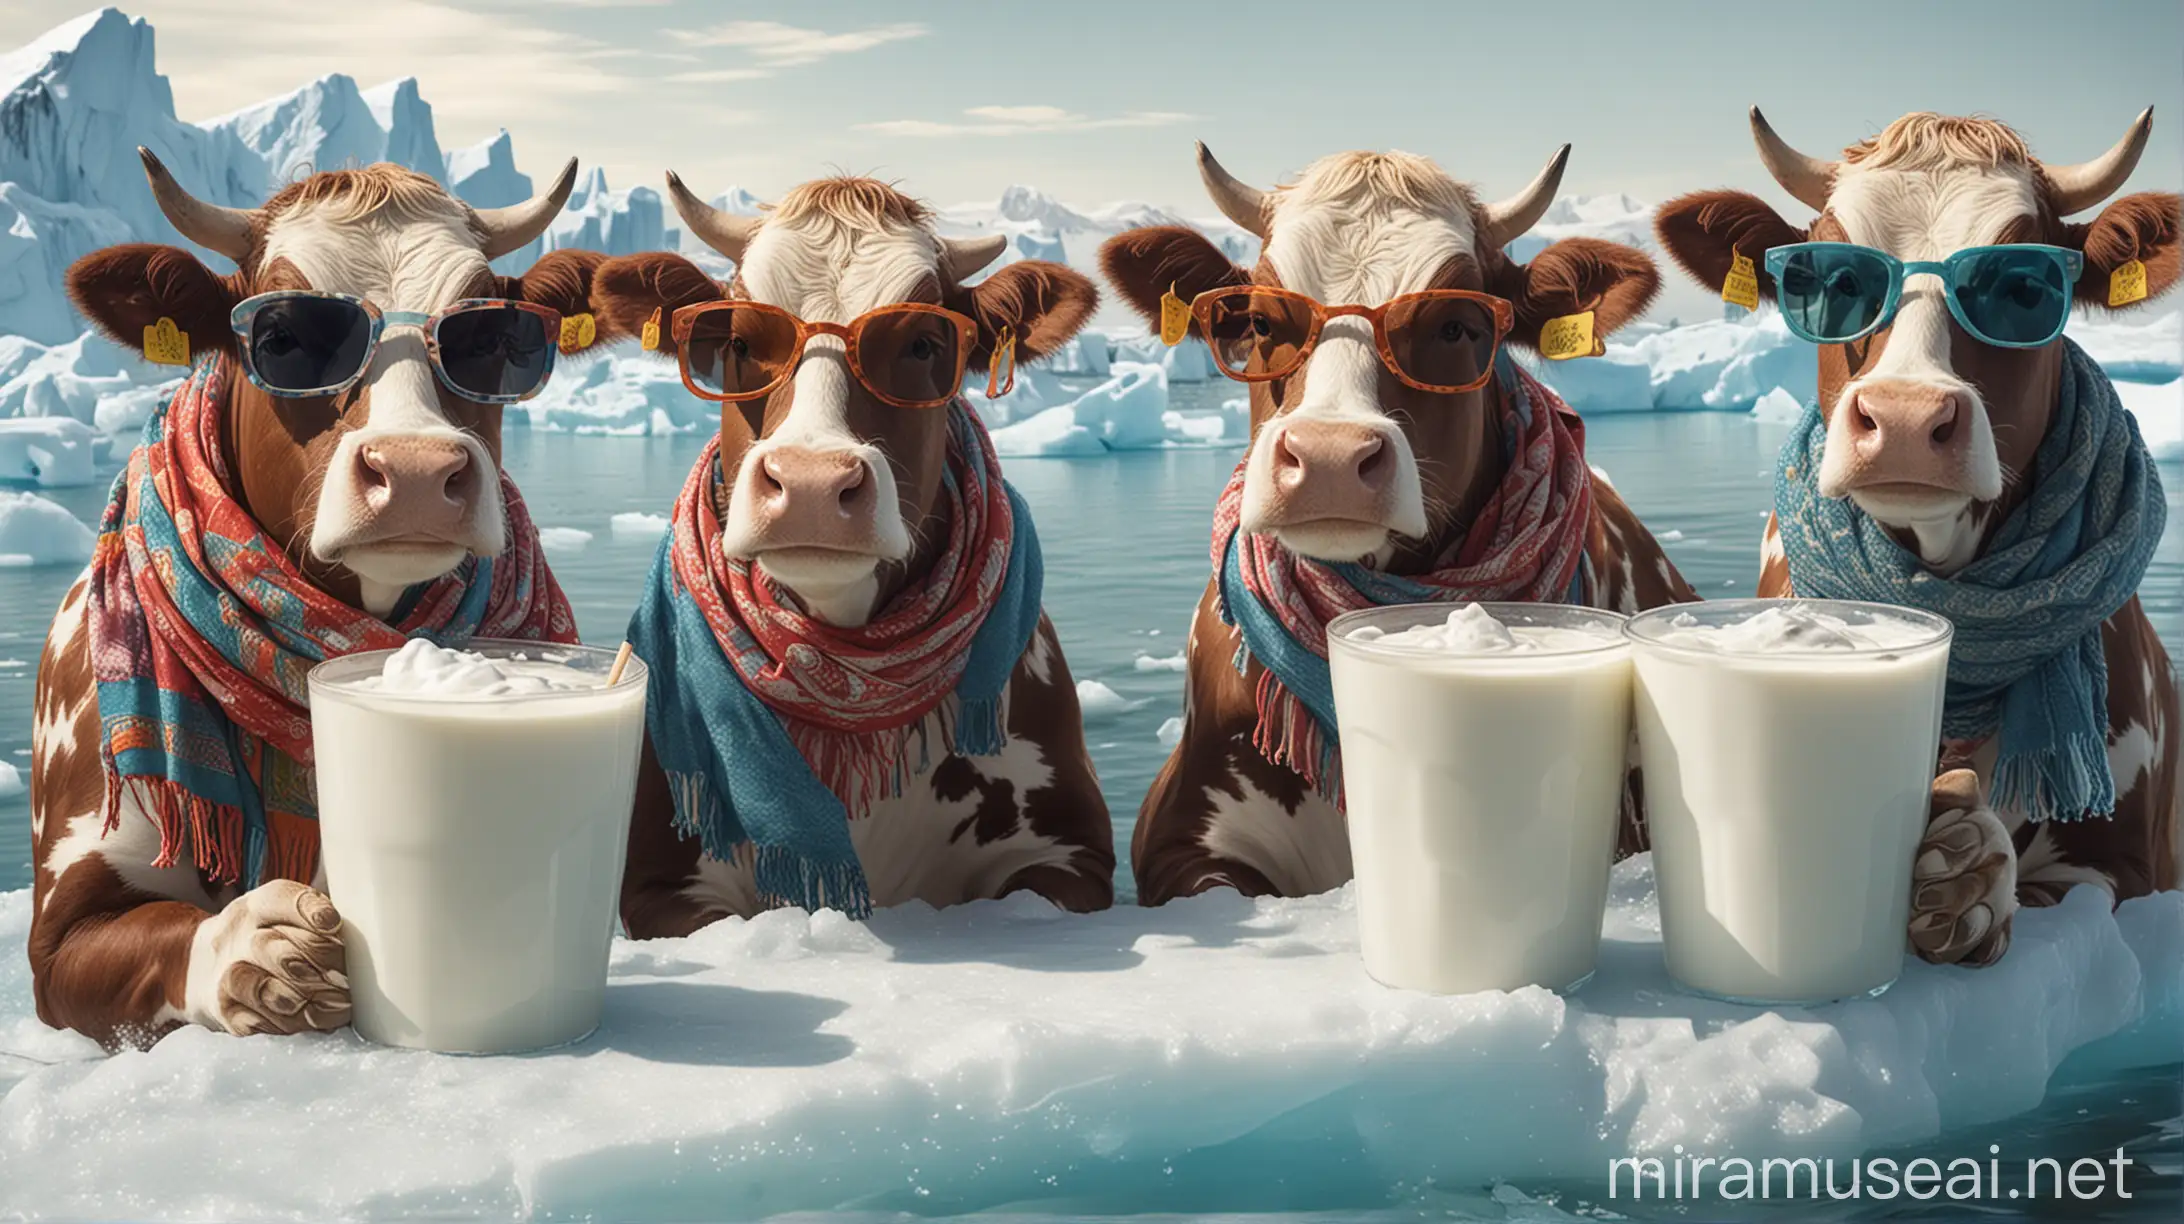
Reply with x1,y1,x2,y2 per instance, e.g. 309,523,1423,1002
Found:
664,68,770,85
669,19,926,67
858,107,1195,138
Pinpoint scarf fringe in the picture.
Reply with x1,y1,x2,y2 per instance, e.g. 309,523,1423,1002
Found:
663,770,875,919
785,691,1013,819
104,774,327,887
1992,734,2115,823
1247,669,1344,805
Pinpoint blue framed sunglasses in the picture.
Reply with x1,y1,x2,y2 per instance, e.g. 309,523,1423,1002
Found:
1763,242,2084,349
226,291,564,403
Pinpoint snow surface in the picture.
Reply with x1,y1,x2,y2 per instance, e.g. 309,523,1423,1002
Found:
0,861,2175,1219
0,491,95,566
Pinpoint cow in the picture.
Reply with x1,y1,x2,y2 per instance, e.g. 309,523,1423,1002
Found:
591,173,1116,934
31,153,598,1047
1100,145,1699,906
1654,108,2181,966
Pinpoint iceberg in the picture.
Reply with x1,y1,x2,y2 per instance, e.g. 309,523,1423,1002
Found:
1526,346,1656,415
989,363,1178,456
2117,378,2181,462
0,861,2174,1219
0,418,98,487
0,489,95,565
544,168,665,261
524,352,704,435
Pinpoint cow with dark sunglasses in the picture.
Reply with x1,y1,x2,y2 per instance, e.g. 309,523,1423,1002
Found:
31,153,598,1045
1102,146,1698,906
1655,109,2181,965
592,174,1115,931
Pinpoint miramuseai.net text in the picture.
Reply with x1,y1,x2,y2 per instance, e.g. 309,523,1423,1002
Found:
1607,1146,2139,1205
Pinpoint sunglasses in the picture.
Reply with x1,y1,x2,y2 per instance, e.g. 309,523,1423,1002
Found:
227,292,564,403
1189,286,1516,395
1763,243,2084,349
671,301,981,410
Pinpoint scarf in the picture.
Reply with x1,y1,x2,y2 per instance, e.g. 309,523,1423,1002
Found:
628,402,1043,918
1213,359,1597,799
88,358,577,888
1775,338,2165,822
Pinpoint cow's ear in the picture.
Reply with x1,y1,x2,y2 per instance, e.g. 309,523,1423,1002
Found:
1488,238,1660,350
2066,192,2181,311
959,260,1098,370
1097,226,1247,338
590,252,725,357
66,244,239,360
503,249,608,352
1653,190,1808,300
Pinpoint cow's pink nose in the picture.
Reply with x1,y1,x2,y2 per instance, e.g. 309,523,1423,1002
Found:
1275,417,1389,518
752,447,876,550
355,438,473,530
1848,382,1967,461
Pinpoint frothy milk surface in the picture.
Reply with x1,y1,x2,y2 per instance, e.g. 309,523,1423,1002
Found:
1627,600,1951,1004
1330,603,1632,995
309,640,647,1053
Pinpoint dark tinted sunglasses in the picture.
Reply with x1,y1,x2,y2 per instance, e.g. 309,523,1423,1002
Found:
1763,242,2084,349
226,292,565,403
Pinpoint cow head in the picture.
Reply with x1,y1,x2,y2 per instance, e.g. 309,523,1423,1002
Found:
66,152,598,615
593,175,1097,627
1657,108,2179,572
1101,145,1658,567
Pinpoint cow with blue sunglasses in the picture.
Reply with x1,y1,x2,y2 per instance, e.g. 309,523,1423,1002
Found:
1654,109,2179,970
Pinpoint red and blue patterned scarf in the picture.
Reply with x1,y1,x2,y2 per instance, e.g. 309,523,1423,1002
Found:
88,358,577,888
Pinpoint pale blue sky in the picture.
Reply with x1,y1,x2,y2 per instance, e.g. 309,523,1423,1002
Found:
6,0,2180,214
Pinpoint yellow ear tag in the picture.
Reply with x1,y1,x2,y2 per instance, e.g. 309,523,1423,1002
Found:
559,312,596,353
1158,283,1190,346
2109,259,2148,308
142,316,190,367
640,307,663,352
1538,311,1601,361
986,325,1018,399
1722,250,1761,310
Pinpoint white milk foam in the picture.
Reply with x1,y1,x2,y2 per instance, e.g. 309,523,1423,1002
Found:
1346,603,1617,655
1648,604,1937,654
358,638,596,698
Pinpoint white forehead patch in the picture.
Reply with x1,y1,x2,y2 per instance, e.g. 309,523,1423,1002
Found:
1263,175,1476,306
739,213,943,324
259,199,490,315
1827,162,2041,261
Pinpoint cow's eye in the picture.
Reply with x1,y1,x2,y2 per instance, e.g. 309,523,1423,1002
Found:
730,336,750,360
1826,269,1864,298
261,324,298,354
1249,313,1273,338
1438,318,1474,343
2002,273,2048,308
907,335,939,361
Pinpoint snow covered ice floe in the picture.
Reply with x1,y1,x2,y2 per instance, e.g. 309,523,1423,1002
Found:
0,491,94,566
0,417,97,487
0,858,2175,1219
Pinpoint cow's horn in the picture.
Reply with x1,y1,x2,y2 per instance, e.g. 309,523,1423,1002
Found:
2048,107,2154,216
665,171,763,264
1196,142,1270,239
1749,107,1835,212
139,147,256,262
473,158,578,259
1480,144,1571,250
940,234,1007,282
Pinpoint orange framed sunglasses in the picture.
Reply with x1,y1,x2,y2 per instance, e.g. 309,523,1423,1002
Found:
1189,285,1517,395
670,300,983,410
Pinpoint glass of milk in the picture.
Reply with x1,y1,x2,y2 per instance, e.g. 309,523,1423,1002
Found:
308,639,649,1053
1624,600,1952,1005
1328,602,1633,995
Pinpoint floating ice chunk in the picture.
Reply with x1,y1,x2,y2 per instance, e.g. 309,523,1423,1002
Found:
0,491,94,566
537,527,593,554
0,418,97,487
2116,377,2180,462
1750,385,1808,425
1156,715,1183,748
1134,652,1186,672
1074,679,1143,719
524,353,704,435
608,512,669,543
0,761,20,799
1529,346,1655,415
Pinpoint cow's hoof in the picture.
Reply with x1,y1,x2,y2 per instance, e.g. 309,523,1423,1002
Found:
188,879,352,1035
1908,769,2016,966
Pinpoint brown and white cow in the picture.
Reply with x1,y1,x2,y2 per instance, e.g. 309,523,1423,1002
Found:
1655,109,2181,964
593,174,1116,934
31,154,596,1047
1102,145,1699,905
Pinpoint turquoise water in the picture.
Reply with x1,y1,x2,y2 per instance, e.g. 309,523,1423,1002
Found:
0,384,2178,1218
